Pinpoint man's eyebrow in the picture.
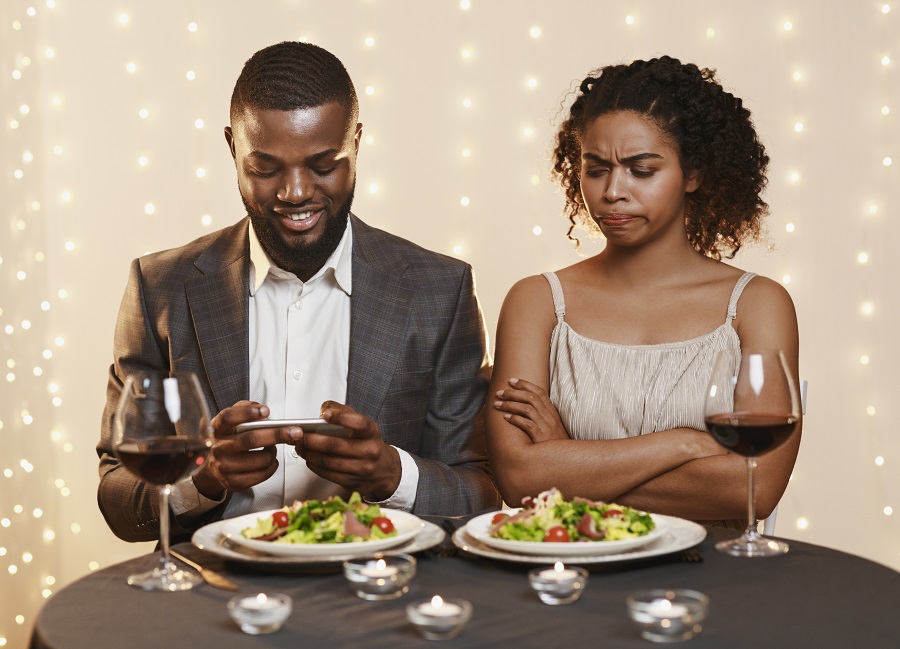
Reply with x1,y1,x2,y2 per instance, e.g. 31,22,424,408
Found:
246,149,343,163
247,151,278,162
582,152,663,164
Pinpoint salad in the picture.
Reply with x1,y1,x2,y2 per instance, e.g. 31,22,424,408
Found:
490,488,655,543
241,492,397,544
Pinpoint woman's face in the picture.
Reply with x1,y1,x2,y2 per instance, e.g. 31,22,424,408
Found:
579,110,699,248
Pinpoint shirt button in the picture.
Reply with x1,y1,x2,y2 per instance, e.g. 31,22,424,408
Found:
294,300,302,310
292,370,301,380
291,448,299,459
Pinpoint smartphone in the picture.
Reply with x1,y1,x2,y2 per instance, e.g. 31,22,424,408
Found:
234,418,351,437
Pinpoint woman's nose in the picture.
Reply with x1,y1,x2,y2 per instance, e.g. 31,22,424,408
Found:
603,168,629,202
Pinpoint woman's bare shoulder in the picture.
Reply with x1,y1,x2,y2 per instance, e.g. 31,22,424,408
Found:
741,273,796,310
735,273,799,340
502,273,555,312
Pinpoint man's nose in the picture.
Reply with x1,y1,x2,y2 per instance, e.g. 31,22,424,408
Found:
277,169,313,204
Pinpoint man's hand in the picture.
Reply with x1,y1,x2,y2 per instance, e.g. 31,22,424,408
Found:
192,400,302,499
294,401,402,502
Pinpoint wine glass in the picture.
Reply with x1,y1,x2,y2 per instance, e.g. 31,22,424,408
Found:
703,350,800,557
113,370,213,590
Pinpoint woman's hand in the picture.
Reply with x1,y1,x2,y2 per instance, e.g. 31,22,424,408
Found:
493,378,569,443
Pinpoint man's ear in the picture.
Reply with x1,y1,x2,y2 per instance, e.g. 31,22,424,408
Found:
224,126,237,160
353,122,362,154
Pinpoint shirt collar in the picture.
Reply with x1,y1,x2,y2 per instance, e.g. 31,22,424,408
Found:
248,218,353,296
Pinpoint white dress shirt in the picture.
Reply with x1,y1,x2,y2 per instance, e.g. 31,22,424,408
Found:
170,219,418,519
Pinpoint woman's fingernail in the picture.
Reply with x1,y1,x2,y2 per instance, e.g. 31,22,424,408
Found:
493,401,502,408
503,414,511,420
509,378,519,385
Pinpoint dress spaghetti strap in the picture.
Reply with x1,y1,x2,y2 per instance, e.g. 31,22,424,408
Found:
726,272,757,323
542,272,567,322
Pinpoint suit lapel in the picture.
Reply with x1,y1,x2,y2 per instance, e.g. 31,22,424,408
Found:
347,216,413,419
185,221,250,412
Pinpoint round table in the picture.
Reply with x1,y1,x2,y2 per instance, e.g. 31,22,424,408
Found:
30,525,900,648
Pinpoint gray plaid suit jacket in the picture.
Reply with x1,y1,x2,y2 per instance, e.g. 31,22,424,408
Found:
98,214,500,542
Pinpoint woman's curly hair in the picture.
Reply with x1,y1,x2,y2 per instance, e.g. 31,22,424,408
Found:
552,56,769,260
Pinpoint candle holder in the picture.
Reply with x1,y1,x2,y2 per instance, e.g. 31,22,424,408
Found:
227,593,291,635
527,562,589,605
406,595,473,640
626,589,709,643
343,553,416,601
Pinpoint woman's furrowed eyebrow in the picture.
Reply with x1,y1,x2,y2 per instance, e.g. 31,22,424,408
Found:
582,152,663,164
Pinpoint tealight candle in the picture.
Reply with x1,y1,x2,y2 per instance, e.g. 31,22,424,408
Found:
645,598,689,618
359,559,399,579
527,562,588,605
343,553,416,600
627,589,708,643
227,593,291,635
406,595,473,640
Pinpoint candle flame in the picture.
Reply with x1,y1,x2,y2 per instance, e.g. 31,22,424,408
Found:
553,562,565,572
375,559,386,570
256,593,267,604
431,595,444,608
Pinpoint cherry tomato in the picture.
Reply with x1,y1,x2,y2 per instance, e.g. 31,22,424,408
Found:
491,512,510,526
522,497,536,509
272,511,290,528
371,516,395,534
544,526,570,543
603,509,623,518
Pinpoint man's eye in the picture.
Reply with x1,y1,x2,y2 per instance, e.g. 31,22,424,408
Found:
250,168,279,178
312,166,338,176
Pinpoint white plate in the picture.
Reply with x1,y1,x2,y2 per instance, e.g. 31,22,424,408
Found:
466,509,666,556
456,513,706,564
192,519,445,566
218,508,424,557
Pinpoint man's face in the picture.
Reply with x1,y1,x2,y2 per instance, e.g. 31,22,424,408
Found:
225,102,361,281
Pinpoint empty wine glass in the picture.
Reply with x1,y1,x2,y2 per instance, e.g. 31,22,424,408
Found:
704,350,800,557
113,370,213,590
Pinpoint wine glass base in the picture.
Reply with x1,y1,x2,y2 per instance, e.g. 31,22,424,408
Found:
715,536,789,557
127,566,203,591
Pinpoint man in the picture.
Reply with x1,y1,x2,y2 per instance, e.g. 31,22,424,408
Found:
98,41,499,543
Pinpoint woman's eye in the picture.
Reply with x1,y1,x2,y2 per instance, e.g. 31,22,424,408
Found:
632,168,654,177
585,167,609,178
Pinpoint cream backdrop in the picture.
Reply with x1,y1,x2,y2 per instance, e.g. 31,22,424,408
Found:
2,0,898,644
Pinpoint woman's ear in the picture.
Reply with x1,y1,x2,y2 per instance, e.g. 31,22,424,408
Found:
685,168,701,193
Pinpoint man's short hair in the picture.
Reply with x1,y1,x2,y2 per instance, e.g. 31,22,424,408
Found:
230,41,359,127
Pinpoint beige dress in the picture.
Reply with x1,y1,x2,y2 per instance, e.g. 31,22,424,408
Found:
543,271,756,529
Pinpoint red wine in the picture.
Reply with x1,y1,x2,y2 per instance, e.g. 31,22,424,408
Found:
704,413,797,457
116,437,211,485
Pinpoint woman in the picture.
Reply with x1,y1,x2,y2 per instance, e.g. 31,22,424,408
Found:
487,56,800,525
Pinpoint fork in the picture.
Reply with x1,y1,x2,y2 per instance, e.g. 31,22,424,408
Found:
169,548,239,590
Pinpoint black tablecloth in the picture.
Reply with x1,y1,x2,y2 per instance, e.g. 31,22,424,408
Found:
30,524,900,648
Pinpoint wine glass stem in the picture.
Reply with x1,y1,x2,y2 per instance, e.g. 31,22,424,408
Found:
745,457,759,539
158,484,173,576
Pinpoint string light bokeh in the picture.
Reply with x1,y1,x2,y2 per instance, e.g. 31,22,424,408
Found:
2,1,898,645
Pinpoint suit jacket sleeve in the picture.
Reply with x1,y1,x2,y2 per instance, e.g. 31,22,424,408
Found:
402,265,501,515
97,258,229,543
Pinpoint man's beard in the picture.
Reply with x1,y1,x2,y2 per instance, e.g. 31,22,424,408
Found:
243,186,354,280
